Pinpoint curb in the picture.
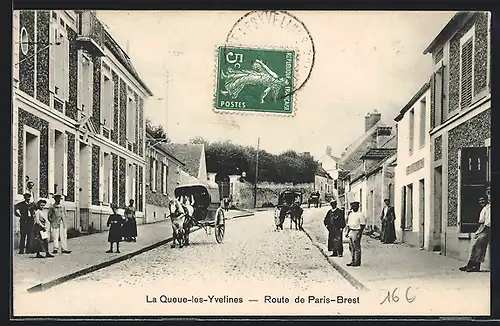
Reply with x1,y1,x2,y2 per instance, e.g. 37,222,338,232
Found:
26,226,203,293
302,227,369,292
228,213,254,219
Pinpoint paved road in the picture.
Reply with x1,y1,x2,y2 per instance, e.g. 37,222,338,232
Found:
14,210,361,316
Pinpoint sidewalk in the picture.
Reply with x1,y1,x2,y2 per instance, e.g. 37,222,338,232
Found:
13,209,251,294
302,208,490,293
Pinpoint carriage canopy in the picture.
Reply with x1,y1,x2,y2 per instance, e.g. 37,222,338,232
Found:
174,181,221,208
278,190,303,206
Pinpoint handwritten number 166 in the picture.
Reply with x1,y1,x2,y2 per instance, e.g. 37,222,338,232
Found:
380,287,416,305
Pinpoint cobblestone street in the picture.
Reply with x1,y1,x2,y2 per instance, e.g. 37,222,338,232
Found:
14,211,362,316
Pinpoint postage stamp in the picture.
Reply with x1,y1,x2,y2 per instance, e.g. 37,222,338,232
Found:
215,46,296,115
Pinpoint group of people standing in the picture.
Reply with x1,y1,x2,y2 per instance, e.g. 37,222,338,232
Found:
323,198,396,267
14,193,71,258
106,199,138,253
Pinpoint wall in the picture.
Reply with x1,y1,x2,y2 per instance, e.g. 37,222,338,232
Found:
235,182,314,209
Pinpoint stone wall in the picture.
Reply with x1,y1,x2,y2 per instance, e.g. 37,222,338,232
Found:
233,181,314,209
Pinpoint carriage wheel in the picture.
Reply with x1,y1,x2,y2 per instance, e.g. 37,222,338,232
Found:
215,209,225,243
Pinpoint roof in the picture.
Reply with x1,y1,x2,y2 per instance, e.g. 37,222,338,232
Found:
326,153,340,161
104,29,154,96
175,180,218,191
338,170,349,180
163,143,204,178
423,12,474,55
145,131,185,166
360,148,397,160
315,166,332,179
394,83,430,122
365,151,397,177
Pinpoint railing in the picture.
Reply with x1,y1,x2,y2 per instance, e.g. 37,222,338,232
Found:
77,11,106,57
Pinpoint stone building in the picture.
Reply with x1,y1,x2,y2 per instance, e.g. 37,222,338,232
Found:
423,11,491,265
12,10,152,243
394,83,432,249
144,131,185,223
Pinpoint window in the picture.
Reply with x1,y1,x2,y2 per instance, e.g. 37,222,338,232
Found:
162,163,168,195
127,93,136,141
49,18,69,102
433,65,445,125
409,109,415,154
101,68,114,131
77,50,93,117
405,184,413,229
359,188,363,211
150,159,157,192
20,27,28,55
127,164,136,203
102,152,112,204
419,98,426,147
460,26,475,110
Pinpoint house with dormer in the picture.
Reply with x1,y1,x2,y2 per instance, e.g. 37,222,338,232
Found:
12,10,152,242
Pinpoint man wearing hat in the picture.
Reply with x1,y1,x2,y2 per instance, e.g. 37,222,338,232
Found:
47,194,71,254
324,200,346,257
14,193,35,254
345,201,366,267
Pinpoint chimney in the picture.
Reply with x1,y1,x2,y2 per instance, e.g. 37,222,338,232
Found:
326,146,332,156
364,109,382,132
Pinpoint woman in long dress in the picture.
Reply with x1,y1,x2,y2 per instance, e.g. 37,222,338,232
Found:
32,199,54,258
123,199,137,242
107,203,124,253
380,199,397,244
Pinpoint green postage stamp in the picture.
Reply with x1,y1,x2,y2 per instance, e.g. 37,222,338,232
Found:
215,46,296,115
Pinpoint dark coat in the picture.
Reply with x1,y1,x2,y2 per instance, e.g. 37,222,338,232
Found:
381,206,396,222
324,208,346,230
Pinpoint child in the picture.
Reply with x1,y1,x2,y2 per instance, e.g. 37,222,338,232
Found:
106,203,123,253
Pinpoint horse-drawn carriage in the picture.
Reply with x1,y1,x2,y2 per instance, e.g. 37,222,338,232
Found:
274,190,304,230
169,181,226,247
307,191,322,208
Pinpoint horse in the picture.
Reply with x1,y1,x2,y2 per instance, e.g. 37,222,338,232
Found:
179,195,195,246
288,203,304,230
168,197,187,248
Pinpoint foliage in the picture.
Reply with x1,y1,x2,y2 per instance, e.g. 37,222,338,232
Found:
146,118,171,143
203,138,321,184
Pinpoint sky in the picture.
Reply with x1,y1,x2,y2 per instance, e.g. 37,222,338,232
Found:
96,10,456,160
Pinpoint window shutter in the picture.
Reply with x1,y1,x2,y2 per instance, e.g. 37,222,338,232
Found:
62,132,68,196
100,73,105,125
63,32,69,101
460,38,473,109
99,151,104,203
430,73,435,129
163,163,167,194
48,128,55,195
108,160,113,205
77,51,82,112
89,59,94,116
110,80,115,129
49,27,56,93
132,164,136,203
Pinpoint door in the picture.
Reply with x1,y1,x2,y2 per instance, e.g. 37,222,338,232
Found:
433,166,443,251
459,147,488,233
418,179,425,249
79,142,90,232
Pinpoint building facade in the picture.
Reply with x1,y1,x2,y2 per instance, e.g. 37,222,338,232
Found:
318,146,340,181
423,12,491,266
394,84,432,249
145,132,184,223
12,10,152,242
164,143,208,184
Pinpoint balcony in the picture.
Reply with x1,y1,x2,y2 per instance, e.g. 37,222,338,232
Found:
76,11,106,57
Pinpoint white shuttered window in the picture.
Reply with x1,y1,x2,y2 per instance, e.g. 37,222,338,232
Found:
460,26,475,110
78,50,94,118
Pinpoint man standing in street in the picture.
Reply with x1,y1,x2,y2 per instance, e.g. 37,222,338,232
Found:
14,193,35,254
345,201,366,267
459,195,490,272
48,194,71,254
324,200,346,257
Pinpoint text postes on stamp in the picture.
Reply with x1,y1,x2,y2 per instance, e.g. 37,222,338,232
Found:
224,11,315,99
215,46,295,115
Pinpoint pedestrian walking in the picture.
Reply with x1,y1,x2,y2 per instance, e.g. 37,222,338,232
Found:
380,199,397,244
107,203,124,253
324,200,346,257
345,201,366,267
14,193,35,254
459,195,490,272
47,194,71,254
32,199,54,258
123,199,137,242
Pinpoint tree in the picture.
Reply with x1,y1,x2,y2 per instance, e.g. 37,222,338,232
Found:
146,118,171,143
189,136,209,146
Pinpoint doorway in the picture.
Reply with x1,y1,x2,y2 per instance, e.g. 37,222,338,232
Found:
418,179,425,249
24,130,40,198
79,142,90,231
433,166,443,251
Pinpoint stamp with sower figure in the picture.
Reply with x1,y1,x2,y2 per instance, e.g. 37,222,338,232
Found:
214,11,315,116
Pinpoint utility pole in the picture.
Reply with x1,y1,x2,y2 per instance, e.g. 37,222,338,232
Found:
254,137,260,209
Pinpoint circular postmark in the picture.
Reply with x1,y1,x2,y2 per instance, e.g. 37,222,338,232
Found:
223,10,315,99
